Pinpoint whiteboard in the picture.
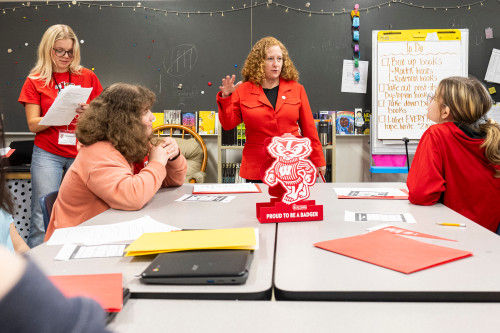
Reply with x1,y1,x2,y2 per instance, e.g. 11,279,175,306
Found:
371,29,468,155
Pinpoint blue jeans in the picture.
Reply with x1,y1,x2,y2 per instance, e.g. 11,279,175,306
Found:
28,146,75,248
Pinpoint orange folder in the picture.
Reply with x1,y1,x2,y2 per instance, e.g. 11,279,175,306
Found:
314,229,472,274
49,273,123,312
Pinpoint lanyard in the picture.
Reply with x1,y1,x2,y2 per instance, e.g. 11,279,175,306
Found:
53,72,71,93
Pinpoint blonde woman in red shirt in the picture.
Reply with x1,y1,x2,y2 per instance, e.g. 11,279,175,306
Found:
18,25,103,247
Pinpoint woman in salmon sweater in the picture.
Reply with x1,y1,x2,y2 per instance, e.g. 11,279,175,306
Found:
44,83,187,241
217,36,326,182
407,76,500,232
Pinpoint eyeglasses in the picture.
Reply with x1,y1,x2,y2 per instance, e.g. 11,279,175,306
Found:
53,48,74,57
266,57,283,63
426,91,436,105
426,91,448,108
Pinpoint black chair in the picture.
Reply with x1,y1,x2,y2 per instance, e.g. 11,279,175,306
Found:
39,190,58,231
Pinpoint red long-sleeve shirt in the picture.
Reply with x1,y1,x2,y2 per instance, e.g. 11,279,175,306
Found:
407,122,500,232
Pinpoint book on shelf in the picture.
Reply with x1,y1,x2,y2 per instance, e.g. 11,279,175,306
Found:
152,112,165,134
336,110,355,135
222,163,243,183
354,108,365,135
362,109,371,135
221,125,245,146
164,110,182,134
182,112,197,133
198,111,216,135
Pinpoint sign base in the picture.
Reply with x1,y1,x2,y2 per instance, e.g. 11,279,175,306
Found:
256,198,323,223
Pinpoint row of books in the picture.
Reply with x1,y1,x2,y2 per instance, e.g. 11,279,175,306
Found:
222,163,332,183
221,124,246,146
152,110,218,135
221,163,245,183
314,109,371,141
220,109,371,147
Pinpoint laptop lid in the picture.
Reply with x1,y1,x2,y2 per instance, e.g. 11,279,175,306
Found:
140,249,253,285
6,140,34,171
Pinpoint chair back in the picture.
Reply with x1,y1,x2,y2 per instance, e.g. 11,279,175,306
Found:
39,190,58,231
152,124,208,182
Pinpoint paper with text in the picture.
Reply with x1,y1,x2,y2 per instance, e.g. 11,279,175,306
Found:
377,39,462,139
39,85,93,126
55,243,127,261
193,183,262,194
485,48,500,84
341,59,369,94
176,194,235,203
345,210,416,223
333,187,408,199
47,215,180,245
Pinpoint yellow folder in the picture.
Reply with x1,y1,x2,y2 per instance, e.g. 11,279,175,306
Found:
124,227,256,256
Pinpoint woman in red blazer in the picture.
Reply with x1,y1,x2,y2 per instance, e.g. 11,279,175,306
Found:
217,36,326,182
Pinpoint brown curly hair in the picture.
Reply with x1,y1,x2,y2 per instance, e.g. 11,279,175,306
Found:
241,36,299,86
76,83,156,163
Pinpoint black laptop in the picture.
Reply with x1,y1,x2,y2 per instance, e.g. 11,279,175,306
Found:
140,249,253,285
5,140,34,172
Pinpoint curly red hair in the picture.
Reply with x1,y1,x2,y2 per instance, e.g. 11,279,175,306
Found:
241,36,299,86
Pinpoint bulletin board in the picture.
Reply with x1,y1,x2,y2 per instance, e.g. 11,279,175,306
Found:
371,29,468,155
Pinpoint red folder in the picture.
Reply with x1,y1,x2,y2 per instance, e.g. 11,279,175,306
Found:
49,273,123,312
314,229,472,274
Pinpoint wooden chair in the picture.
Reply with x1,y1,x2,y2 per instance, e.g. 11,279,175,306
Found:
152,124,207,183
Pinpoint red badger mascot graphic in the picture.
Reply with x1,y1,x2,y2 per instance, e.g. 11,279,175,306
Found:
264,135,316,204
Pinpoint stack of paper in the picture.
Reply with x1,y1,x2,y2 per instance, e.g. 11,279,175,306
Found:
314,229,472,274
49,273,123,312
124,227,257,256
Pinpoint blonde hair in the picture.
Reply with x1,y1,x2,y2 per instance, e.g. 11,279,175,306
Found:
241,36,299,86
437,76,500,177
29,24,82,86
76,83,156,163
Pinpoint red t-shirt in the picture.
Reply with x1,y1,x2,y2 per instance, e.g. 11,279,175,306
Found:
18,68,103,158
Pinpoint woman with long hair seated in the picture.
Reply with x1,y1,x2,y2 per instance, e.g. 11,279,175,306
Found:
44,83,187,241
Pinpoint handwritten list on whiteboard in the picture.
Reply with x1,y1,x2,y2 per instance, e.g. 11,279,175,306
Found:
377,40,462,140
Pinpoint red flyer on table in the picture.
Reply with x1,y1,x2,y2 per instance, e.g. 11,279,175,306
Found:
314,229,472,274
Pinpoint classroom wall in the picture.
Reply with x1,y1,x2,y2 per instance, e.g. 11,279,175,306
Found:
2,0,497,183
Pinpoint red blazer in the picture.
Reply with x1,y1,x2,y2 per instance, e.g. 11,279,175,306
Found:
217,78,326,180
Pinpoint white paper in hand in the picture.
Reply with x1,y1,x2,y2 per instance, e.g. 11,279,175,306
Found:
39,86,93,126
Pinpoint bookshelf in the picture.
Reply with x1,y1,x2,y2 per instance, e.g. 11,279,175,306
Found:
217,124,336,183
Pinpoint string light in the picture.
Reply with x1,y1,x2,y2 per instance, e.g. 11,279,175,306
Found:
0,0,491,18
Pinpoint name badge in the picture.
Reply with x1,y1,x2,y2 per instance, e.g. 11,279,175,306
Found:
58,130,76,146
